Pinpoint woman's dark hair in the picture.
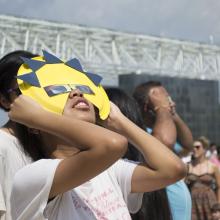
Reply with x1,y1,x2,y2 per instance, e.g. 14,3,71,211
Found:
105,87,172,220
0,50,45,161
135,189,173,220
105,87,144,161
0,51,34,109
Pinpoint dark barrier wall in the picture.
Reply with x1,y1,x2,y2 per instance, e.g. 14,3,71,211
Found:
119,73,220,145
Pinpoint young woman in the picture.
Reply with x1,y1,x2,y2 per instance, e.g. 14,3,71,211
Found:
0,51,186,220
186,136,220,220
0,51,38,220
106,87,173,220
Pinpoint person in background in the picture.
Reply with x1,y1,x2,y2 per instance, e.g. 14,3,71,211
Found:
133,81,193,220
106,87,173,220
0,51,38,220
185,136,220,220
208,142,218,159
210,146,220,169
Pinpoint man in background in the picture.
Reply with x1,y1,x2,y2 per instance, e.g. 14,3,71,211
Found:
133,81,193,220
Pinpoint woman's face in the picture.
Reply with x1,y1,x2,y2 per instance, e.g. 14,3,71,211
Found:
62,89,96,124
192,141,205,158
7,81,96,124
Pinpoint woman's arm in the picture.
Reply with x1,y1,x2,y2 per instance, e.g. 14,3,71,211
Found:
105,102,187,193
152,108,177,149
9,95,127,198
172,112,193,152
213,165,220,202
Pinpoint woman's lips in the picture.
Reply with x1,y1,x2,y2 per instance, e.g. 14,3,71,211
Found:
72,98,90,110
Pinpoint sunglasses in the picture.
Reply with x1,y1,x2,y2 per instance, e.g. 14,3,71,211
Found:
44,84,94,97
194,145,202,150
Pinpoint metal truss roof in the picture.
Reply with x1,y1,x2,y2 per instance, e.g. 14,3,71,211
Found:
0,14,220,85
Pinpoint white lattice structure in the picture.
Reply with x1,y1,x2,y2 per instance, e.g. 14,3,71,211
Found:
0,14,220,85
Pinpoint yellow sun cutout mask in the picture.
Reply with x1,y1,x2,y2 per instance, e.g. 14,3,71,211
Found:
17,50,110,120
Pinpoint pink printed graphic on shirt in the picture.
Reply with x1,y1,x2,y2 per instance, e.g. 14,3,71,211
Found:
71,187,131,220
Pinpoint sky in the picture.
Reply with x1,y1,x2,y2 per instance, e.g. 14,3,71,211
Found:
0,0,220,44
0,0,219,125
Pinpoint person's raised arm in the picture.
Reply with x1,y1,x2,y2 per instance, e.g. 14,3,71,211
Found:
147,87,177,149
171,108,193,152
9,95,127,198
103,102,186,193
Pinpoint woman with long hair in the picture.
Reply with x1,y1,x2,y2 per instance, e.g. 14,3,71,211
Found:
106,87,173,220
0,51,39,220
186,136,220,220
0,51,186,220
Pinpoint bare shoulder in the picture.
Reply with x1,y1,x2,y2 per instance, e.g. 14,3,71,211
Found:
208,160,218,172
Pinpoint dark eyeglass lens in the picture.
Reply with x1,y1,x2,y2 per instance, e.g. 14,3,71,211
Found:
75,85,94,95
44,84,94,97
44,85,70,97
194,145,201,149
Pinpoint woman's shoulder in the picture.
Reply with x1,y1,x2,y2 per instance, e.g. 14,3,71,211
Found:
12,159,62,200
208,160,219,171
14,159,61,184
18,158,61,171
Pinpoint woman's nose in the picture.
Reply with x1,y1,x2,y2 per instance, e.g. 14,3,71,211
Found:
69,89,83,99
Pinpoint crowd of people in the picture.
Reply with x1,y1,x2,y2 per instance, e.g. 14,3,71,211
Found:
0,50,219,220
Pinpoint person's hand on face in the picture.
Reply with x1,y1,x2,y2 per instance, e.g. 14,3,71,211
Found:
168,96,176,116
99,101,125,133
8,95,44,128
149,86,170,110
148,86,175,114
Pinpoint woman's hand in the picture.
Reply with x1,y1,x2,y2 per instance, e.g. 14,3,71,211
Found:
8,95,45,127
100,101,126,133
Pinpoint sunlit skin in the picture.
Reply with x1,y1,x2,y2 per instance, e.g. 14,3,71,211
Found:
41,90,98,163
62,89,96,124
43,89,97,159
